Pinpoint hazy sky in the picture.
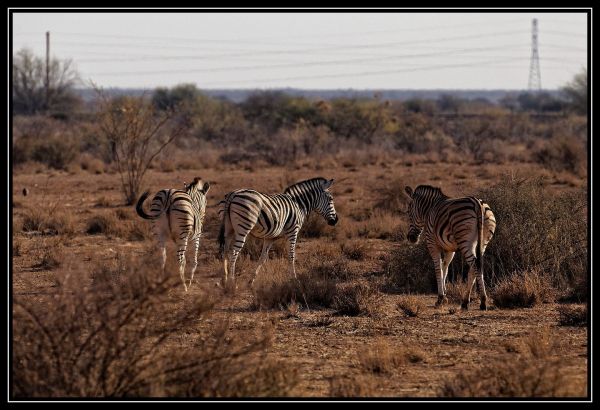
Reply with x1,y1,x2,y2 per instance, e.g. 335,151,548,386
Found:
12,11,588,90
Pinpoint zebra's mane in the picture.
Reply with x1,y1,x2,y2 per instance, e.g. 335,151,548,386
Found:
414,185,448,200
283,177,328,194
185,177,203,194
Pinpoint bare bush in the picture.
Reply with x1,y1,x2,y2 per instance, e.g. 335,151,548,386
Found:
383,244,436,294
13,254,297,398
95,89,188,205
329,375,378,397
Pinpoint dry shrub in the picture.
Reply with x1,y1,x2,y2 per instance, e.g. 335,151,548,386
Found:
445,280,476,305
95,196,112,208
300,213,332,238
86,213,123,237
491,270,555,309
356,338,405,374
332,282,382,317
559,274,588,303
477,177,587,291
396,295,425,317
329,375,378,397
383,243,436,294
341,239,372,261
441,330,585,397
21,206,76,237
33,237,65,270
251,259,337,310
534,135,587,176
13,253,297,398
557,305,587,327
127,222,153,242
305,245,352,281
80,153,105,174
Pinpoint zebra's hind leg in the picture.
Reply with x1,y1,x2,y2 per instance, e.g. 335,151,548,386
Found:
188,236,200,290
252,239,273,286
176,238,189,292
461,265,477,310
429,247,447,307
440,251,455,304
286,230,299,279
476,268,488,311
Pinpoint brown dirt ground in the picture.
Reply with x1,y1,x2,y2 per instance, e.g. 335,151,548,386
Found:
11,161,588,398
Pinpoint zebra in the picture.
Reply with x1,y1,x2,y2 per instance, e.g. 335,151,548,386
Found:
136,177,210,292
403,185,496,310
217,177,338,286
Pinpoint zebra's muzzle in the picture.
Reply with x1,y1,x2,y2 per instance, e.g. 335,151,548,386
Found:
328,215,339,226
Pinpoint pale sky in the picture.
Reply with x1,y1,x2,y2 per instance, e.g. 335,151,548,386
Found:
11,11,589,90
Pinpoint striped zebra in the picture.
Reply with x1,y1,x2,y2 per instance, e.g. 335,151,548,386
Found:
136,177,210,292
218,177,338,285
403,185,496,310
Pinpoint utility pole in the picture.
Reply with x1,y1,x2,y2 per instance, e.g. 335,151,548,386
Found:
528,19,542,91
45,31,50,111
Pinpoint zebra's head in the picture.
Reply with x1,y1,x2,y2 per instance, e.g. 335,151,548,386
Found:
315,178,338,226
404,185,423,243
184,177,210,196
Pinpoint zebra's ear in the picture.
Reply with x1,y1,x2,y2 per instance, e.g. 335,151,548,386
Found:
404,186,413,198
322,178,334,190
202,182,210,194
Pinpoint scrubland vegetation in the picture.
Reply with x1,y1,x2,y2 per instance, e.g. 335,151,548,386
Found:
11,62,588,398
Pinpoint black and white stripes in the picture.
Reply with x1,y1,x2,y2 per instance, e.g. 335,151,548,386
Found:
404,185,496,310
136,177,210,291
218,177,338,285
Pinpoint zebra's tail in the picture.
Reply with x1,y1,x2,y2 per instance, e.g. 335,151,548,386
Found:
475,199,484,275
135,191,160,220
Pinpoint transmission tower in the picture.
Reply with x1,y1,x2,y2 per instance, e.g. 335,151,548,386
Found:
528,18,542,91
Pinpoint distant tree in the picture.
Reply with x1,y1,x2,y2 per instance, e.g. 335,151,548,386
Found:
437,94,464,114
562,68,587,115
12,48,80,116
516,92,566,113
96,89,189,205
152,83,201,111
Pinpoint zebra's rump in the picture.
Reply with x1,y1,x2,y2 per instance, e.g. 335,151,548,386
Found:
430,197,486,250
148,188,207,240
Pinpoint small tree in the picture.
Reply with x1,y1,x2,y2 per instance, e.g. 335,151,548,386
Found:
12,48,80,116
562,68,587,115
96,88,189,205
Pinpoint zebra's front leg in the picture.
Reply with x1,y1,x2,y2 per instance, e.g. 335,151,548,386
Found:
252,239,274,286
188,237,200,290
177,238,189,292
286,231,299,279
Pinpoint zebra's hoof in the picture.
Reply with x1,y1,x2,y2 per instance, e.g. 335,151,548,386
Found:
480,302,487,311
461,301,469,310
435,296,448,307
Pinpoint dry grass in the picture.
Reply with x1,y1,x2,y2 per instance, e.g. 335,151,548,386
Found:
356,338,428,375
491,270,556,309
441,330,584,397
22,207,76,237
557,305,587,327
396,295,425,317
329,375,378,397
340,239,372,261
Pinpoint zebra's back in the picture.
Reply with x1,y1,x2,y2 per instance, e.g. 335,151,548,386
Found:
224,189,301,239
